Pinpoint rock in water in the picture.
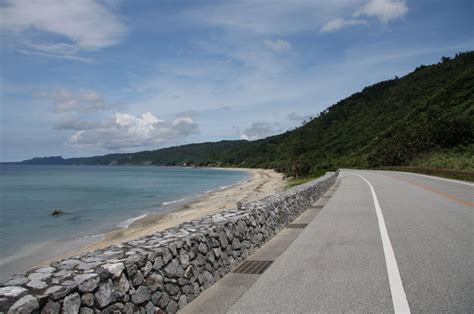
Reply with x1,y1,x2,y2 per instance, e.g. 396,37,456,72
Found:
50,209,63,217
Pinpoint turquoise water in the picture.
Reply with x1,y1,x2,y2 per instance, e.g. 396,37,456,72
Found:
0,165,247,276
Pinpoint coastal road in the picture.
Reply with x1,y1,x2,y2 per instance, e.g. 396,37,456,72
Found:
185,170,474,313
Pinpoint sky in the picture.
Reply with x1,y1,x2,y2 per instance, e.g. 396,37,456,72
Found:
0,0,473,161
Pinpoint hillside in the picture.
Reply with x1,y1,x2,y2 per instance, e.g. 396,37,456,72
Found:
18,52,474,176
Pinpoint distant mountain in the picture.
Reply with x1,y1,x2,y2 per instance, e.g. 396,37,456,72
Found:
18,156,75,165
15,51,474,176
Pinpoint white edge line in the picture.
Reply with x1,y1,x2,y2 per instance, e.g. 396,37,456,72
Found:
347,172,411,313
392,171,474,187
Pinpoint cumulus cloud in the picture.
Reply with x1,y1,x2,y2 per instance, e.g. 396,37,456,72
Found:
321,18,368,33
239,122,281,141
355,0,408,22
264,39,291,52
0,0,127,59
44,88,199,151
65,112,200,150
48,89,123,113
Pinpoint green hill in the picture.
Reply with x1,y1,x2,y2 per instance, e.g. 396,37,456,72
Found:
19,51,474,176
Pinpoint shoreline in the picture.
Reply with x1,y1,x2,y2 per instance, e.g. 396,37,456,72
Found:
35,167,285,268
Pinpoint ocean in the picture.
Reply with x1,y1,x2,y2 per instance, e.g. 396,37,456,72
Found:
0,165,248,279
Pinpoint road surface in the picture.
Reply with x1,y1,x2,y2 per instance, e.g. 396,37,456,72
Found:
184,170,473,313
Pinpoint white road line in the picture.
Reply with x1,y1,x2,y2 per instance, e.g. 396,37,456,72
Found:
393,171,474,187
348,172,411,313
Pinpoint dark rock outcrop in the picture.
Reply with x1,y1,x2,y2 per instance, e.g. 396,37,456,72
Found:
50,210,64,217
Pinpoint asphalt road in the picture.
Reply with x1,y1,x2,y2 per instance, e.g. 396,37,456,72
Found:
225,170,473,313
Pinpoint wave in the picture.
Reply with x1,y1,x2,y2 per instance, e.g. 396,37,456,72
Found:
162,198,185,206
205,182,242,194
116,214,147,228
80,233,106,240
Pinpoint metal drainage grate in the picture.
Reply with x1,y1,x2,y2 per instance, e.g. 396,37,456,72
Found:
313,205,324,209
286,223,308,229
322,195,332,199
232,260,273,274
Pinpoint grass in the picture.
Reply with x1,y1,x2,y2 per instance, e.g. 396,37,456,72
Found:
377,166,474,182
286,169,330,188
288,162,474,186
409,146,474,171
287,175,320,188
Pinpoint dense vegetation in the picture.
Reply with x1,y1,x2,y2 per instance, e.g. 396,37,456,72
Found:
18,52,474,176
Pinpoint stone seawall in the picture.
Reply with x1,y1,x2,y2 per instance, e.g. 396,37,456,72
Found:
0,171,338,313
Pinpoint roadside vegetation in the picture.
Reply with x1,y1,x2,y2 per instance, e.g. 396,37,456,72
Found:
286,173,326,188
377,166,474,182
409,145,474,170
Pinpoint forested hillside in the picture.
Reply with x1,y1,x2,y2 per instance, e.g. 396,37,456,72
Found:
19,52,474,176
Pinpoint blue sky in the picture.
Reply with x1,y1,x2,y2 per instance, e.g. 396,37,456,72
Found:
0,0,472,161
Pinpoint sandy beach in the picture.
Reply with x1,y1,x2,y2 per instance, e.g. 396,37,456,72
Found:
43,168,286,264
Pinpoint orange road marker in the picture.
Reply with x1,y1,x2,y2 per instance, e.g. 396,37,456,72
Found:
382,174,474,208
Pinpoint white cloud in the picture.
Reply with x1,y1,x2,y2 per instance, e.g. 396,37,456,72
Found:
16,42,92,62
239,122,281,141
128,36,304,115
185,0,365,35
65,112,200,151
54,115,112,131
320,0,407,33
48,89,123,113
0,0,127,59
182,0,403,36
129,3,383,120
264,39,291,52
287,112,313,122
177,110,199,118
355,0,408,22
321,18,368,33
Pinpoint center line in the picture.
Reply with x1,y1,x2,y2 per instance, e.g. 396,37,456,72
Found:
348,172,411,313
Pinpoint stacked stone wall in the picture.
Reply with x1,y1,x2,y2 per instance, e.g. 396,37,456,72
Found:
0,171,338,313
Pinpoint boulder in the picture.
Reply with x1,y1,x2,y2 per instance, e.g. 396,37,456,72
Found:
0,286,27,298
81,293,94,307
44,285,71,301
116,274,130,295
166,300,178,314
63,293,81,314
4,277,28,286
41,300,60,314
144,273,163,292
178,295,187,309
163,259,183,278
74,273,100,293
94,280,118,309
101,263,124,279
26,280,48,290
50,210,64,217
131,286,150,305
8,295,39,314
